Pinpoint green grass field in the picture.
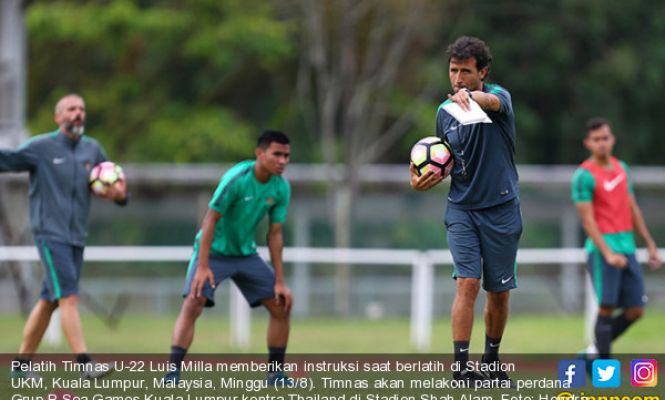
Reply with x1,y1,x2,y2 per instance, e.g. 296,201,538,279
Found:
1,312,664,353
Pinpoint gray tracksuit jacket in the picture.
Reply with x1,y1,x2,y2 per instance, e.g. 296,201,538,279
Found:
0,130,108,246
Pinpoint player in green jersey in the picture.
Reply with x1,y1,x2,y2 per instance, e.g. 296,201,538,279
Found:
572,118,661,360
165,130,292,384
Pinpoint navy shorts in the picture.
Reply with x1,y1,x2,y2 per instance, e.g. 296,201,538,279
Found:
445,198,522,292
587,251,646,308
36,239,84,302
182,251,276,308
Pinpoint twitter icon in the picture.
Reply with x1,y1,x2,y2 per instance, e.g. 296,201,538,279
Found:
592,359,621,388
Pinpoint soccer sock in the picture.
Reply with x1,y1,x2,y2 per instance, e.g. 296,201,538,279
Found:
482,335,501,362
13,357,31,371
76,353,92,364
611,314,635,341
169,346,187,372
268,346,286,374
453,341,470,371
594,316,613,358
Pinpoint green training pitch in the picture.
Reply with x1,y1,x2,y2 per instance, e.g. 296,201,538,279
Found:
0,312,663,353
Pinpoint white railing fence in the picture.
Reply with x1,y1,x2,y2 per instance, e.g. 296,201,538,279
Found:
1,246,663,351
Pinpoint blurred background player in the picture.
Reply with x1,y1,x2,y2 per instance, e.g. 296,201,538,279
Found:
0,94,127,378
165,130,292,384
410,36,521,385
572,117,661,360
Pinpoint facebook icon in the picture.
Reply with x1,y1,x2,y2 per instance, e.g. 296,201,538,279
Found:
558,360,586,388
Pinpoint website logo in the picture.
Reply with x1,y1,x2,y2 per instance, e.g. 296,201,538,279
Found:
592,359,621,388
631,359,657,387
558,360,586,388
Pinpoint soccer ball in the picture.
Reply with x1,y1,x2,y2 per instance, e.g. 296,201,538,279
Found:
410,136,454,178
89,161,125,195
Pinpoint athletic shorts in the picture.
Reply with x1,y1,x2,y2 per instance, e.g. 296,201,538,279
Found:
36,239,84,302
586,251,646,308
445,198,522,292
182,251,276,308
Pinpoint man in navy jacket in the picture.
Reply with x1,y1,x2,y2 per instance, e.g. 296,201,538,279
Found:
1,94,127,379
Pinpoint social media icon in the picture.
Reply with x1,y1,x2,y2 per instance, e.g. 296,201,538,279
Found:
558,360,586,388
631,359,657,387
592,359,621,388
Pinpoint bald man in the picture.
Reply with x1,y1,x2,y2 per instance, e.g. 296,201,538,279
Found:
1,94,127,379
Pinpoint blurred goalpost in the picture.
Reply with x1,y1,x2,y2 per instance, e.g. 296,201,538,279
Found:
9,246,659,351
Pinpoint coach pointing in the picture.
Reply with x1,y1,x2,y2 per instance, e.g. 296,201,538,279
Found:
410,36,521,385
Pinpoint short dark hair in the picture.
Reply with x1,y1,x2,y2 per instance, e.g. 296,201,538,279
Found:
586,117,610,133
257,130,290,149
446,36,492,72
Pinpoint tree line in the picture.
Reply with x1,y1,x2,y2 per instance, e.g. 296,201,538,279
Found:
25,0,665,166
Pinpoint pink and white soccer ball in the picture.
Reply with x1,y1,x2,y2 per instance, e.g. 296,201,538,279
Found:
410,136,454,178
89,161,125,195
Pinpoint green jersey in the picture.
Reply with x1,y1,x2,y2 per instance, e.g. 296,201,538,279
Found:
196,160,291,256
571,157,635,254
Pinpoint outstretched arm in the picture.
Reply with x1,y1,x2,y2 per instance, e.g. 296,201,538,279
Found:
267,223,292,312
576,202,628,269
0,145,37,172
630,194,661,270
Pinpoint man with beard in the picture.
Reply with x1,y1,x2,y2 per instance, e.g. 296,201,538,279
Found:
1,94,127,379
